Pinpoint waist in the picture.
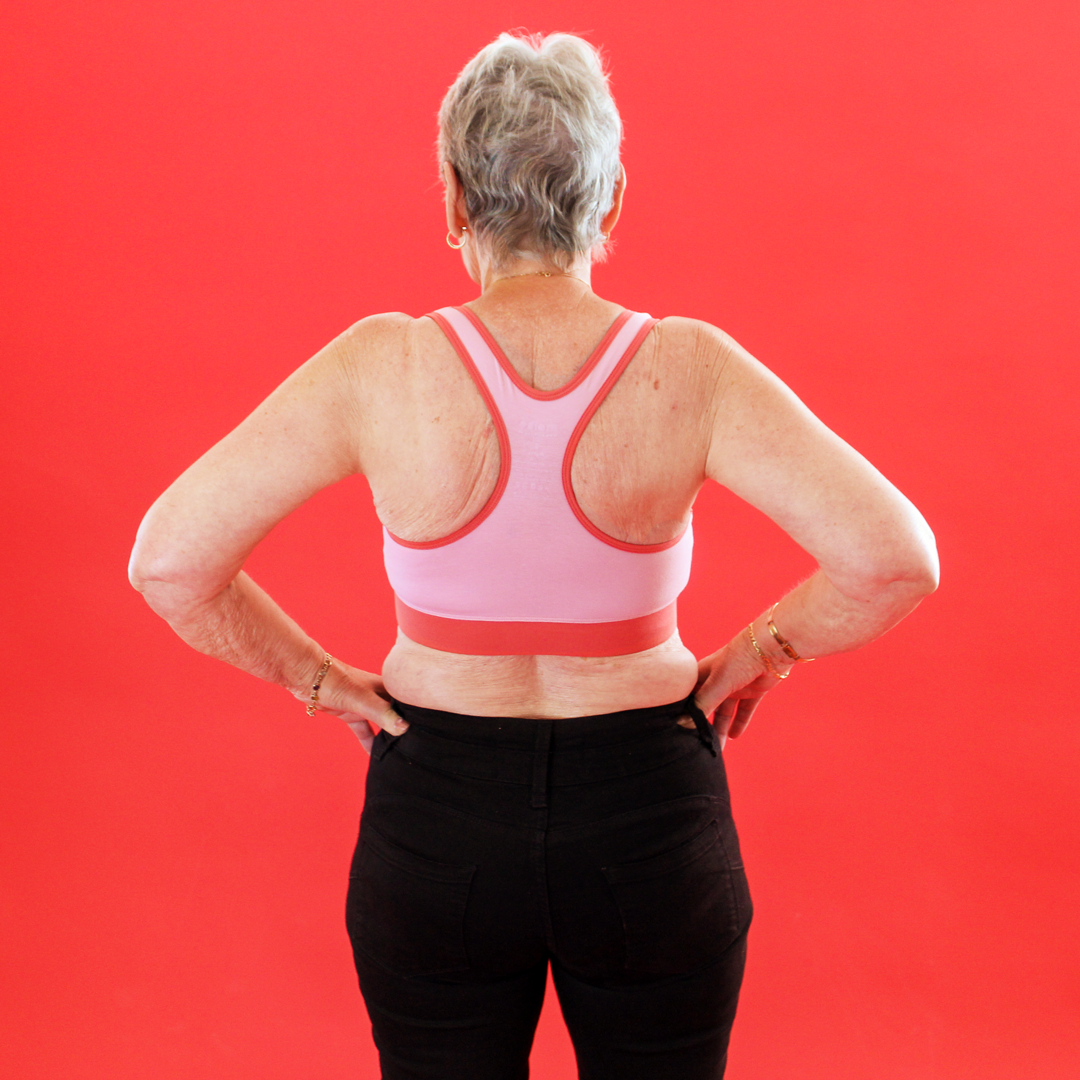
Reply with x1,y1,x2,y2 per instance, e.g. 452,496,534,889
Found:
381,629,700,718
374,695,706,784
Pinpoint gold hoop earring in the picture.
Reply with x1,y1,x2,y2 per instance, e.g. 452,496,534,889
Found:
446,227,467,250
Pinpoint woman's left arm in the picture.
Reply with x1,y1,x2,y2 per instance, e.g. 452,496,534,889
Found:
128,317,409,749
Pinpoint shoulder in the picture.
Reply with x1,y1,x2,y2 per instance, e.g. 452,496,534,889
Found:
651,315,788,391
650,315,731,356
644,315,753,400
334,311,423,362
646,315,737,367
319,312,453,396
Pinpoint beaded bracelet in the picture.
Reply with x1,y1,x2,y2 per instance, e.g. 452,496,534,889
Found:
746,622,789,680
306,653,334,716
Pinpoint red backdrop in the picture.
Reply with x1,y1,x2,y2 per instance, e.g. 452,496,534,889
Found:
2,2,1077,1077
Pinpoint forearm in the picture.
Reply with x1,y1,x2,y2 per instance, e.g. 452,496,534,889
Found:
694,556,937,739
745,563,937,671
134,571,324,698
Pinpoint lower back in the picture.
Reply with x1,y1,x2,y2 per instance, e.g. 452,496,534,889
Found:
381,631,699,718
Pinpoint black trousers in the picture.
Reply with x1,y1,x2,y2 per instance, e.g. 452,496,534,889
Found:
346,696,752,1080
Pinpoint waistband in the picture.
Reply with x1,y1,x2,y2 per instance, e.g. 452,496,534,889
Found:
374,693,716,785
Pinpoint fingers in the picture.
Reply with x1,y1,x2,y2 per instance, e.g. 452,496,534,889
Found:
338,705,408,754
315,664,410,739
712,697,738,742
339,707,408,739
727,696,762,740
709,687,767,748
343,718,377,756
693,663,729,719
694,642,765,717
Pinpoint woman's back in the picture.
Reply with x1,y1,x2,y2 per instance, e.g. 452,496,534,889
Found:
128,32,939,1080
353,280,716,716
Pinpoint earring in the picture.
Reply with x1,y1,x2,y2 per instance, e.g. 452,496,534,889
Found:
446,227,467,250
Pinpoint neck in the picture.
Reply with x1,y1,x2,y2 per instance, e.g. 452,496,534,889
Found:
477,252,593,295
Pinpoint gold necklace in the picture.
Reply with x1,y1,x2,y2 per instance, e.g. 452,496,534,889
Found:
495,270,574,282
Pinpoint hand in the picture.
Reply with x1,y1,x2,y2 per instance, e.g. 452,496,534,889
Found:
693,630,788,748
305,661,408,756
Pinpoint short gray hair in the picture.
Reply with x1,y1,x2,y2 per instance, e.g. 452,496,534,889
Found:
438,32,622,271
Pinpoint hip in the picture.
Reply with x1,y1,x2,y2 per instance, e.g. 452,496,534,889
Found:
354,697,751,981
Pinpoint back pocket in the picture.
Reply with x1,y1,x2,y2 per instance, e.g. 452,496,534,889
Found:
346,825,476,977
602,820,744,976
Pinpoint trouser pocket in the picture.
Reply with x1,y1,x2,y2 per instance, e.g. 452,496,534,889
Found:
602,818,750,976
346,824,476,976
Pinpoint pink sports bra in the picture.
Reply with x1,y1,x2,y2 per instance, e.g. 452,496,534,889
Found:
382,305,694,656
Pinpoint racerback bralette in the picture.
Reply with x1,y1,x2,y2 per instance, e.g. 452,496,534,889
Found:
382,305,693,656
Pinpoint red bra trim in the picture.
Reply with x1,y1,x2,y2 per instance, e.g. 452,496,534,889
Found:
562,318,688,553
384,312,511,550
395,597,678,657
455,306,634,400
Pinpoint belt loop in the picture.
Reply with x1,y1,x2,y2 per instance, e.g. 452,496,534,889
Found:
531,721,553,808
371,730,391,761
684,693,718,757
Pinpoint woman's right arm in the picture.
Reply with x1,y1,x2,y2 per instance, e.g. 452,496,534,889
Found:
128,315,412,751
690,322,939,743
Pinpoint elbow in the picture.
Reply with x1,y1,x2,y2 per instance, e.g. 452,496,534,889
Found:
129,509,168,596
834,520,940,607
128,535,228,622
127,549,156,596
128,532,178,598
915,554,940,596
129,563,229,625
904,515,940,597
872,524,940,604
894,556,939,602
127,549,190,621
840,560,937,614
128,540,157,596
129,498,228,612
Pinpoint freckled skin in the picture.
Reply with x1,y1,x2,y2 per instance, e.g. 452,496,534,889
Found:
363,298,724,717
130,167,937,739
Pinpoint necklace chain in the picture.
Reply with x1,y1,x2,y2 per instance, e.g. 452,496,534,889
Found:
494,270,575,282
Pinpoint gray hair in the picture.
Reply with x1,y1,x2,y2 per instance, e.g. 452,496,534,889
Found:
437,32,622,271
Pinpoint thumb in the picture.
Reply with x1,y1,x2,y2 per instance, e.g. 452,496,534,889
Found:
373,704,408,737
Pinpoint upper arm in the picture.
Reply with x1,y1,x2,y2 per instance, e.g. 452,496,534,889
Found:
701,323,938,598
129,313,406,597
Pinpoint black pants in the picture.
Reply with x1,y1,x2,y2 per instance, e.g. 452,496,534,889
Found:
346,696,752,1080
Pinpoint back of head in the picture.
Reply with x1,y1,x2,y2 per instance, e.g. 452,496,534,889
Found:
438,32,623,272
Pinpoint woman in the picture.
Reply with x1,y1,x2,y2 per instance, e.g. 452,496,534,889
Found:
129,31,938,1080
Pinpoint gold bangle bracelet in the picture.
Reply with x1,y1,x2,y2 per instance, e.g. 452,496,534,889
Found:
747,622,789,680
767,603,815,663
306,653,333,716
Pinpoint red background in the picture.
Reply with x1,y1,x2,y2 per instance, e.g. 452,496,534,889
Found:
2,2,1077,1077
